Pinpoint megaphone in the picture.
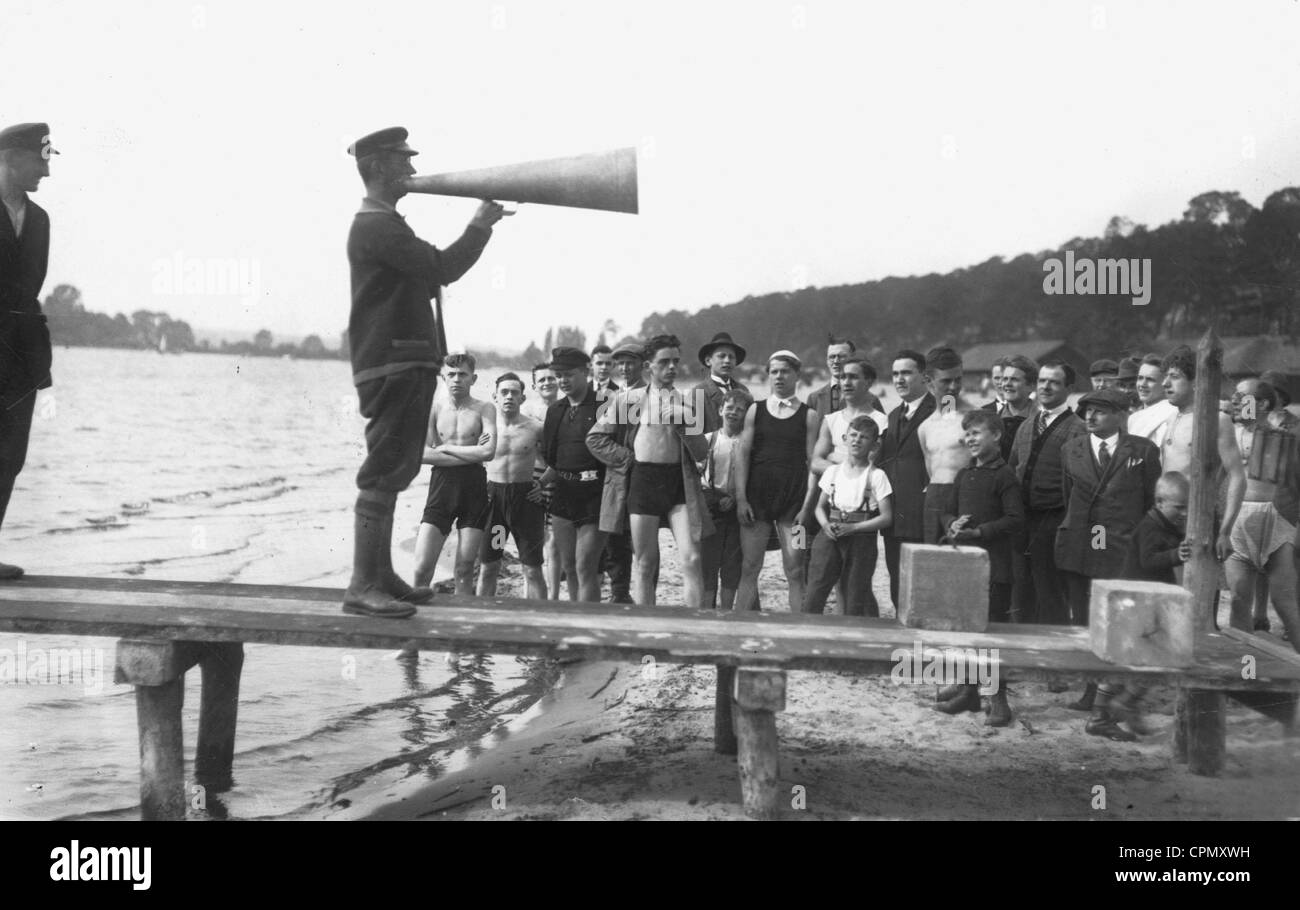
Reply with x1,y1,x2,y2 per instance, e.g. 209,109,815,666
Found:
402,147,638,214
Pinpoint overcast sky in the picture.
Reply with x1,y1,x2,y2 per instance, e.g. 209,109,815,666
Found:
6,0,1298,351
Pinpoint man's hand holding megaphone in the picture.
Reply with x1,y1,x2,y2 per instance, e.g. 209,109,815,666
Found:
470,199,513,231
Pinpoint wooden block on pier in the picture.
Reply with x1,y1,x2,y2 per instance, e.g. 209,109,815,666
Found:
115,639,205,686
897,544,990,632
733,668,786,820
1089,579,1195,668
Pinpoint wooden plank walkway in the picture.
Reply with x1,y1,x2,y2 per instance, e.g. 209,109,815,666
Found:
2,576,1298,819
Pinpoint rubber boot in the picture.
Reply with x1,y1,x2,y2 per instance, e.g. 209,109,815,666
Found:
343,504,416,619
379,512,435,605
1068,682,1097,712
986,684,1013,727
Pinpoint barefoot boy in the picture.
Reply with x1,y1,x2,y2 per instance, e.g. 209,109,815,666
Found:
412,353,497,593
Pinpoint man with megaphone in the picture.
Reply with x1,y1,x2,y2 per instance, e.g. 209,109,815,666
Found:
343,126,508,619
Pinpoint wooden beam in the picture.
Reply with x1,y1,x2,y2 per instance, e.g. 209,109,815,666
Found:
136,677,186,821
733,668,786,820
1186,690,1226,776
115,639,203,686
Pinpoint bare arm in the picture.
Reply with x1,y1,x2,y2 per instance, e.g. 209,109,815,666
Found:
810,419,837,475
734,404,758,524
1217,413,1246,555
424,403,497,466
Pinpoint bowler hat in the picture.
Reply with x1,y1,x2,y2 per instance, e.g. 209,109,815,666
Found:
1076,389,1130,415
1090,358,1119,377
698,332,747,367
0,122,57,155
348,126,418,158
548,346,590,371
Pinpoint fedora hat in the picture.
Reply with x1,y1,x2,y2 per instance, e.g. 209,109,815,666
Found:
698,332,747,367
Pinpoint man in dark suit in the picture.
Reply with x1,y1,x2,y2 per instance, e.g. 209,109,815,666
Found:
1008,359,1087,625
1055,389,1162,621
691,332,746,434
807,336,883,417
878,349,936,609
0,122,58,581
981,353,1038,619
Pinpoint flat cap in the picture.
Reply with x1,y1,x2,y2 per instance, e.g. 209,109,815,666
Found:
1117,357,1141,381
611,342,644,361
0,122,57,155
1076,389,1130,413
347,126,418,158
1089,359,1119,376
548,346,590,371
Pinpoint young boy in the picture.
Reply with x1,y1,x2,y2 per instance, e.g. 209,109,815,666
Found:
938,410,1024,725
804,415,894,617
701,388,752,609
1086,472,1192,741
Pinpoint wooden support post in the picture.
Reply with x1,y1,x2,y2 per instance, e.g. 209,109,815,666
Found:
714,665,737,756
1175,329,1228,773
1186,689,1226,776
195,643,244,792
136,677,186,821
733,668,785,820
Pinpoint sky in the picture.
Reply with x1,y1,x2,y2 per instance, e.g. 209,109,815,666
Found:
5,0,1299,351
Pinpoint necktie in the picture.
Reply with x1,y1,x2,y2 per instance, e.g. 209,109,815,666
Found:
1036,411,1048,437
1098,440,1111,470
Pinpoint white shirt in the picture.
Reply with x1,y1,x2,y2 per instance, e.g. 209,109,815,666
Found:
819,463,893,513
3,197,26,238
1090,432,1120,465
710,374,734,391
706,430,741,496
1038,401,1070,428
901,395,927,420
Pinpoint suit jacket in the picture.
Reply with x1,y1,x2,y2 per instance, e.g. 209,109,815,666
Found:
806,381,883,417
877,394,936,539
1054,433,1161,578
690,377,736,434
1008,408,1087,514
980,401,1029,461
586,387,714,540
0,197,52,392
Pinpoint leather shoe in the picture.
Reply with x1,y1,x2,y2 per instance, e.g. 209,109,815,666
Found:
1068,683,1098,712
936,683,966,702
935,685,981,714
1109,693,1154,735
342,585,417,619
0,562,24,580
1085,714,1137,742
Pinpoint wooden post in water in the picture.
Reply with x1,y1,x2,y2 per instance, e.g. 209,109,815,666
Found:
714,665,738,756
733,667,785,819
195,643,244,791
1177,328,1227,775
136,679,186,821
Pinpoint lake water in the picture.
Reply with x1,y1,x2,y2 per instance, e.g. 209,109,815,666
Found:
0,347,546,820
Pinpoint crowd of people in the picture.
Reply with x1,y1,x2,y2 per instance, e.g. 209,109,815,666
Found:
400,332,1300,744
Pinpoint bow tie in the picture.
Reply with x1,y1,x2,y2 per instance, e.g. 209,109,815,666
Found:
775,397,797,409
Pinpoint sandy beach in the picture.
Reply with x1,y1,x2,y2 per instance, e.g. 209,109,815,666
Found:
321,531,1300,821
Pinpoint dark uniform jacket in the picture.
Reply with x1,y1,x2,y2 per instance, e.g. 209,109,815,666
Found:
346,203,489,385
877,393,936,540
1054,433,1161,578
941,455,1024,583
0,197,52,392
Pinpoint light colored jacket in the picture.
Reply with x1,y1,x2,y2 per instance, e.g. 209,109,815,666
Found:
586,387,715,540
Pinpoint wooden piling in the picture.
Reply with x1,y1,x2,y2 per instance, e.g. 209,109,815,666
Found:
733,668,785,820
714,665,738,756
1176,329,1227,774
136,678,186,821
196,643,244,792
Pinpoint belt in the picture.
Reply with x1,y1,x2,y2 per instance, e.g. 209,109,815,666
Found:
556,469,601,483
830,508,878,523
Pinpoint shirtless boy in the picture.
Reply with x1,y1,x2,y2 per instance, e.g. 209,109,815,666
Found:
412,353,497,592
477,372,547,600
917,347,974,544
